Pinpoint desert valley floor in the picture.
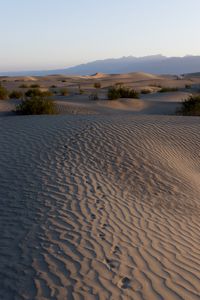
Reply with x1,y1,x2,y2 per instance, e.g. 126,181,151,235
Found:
1,73,200,300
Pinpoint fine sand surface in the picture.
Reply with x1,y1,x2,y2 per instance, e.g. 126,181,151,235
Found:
1,72,200,300
1,114,200,299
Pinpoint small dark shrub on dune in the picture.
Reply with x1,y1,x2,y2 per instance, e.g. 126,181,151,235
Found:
108,87,121,100
19,83,28,88
60,88,68,96
0,85,8,100
9,90,23,99
185,84,191,89
177,95,200,116
141,89,151,94
159,87,178,93
30,84,40,88
25,88,52,98
51,85,57,88
16,95,57,115
108,86,139,100
94,82,101,89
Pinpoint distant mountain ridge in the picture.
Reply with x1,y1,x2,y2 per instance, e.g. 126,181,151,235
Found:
1,55,200,76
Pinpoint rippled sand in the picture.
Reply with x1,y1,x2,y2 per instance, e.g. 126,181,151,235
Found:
1,115,200,299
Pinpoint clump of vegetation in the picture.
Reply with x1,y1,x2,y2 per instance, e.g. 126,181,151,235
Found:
185,84,191,89
177,95,200,116
89,92,99,100
115,82,123,87
19,83,28,88
25,88,52,98
159,87,178,93
60,88,68,96
51,85,57,88
94,82,101,89
141,89,151,94
16,94,57,115
0,85,9,100
108,86,139,100
9,90,23,99
30,84,40,88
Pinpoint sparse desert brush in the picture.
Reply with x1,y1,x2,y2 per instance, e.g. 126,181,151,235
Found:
19,83,28,88
141,89,151,94
51,85,57,88
0,85,9,100
79,89,84,94
9,90,23,99
108,86,139,100
16,95,57,115
60,88,68,96
89,92,99,100
185,84,191,89
177,95,200,116
159,87,178,93
94,82,101,89
25,88,52,98
115,82,124,87
107,87,121,100
30,84,40,88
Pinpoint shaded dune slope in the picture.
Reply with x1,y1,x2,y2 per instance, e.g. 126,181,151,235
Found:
0,115,200,299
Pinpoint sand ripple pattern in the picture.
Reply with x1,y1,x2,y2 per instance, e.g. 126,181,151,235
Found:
0,115,200,300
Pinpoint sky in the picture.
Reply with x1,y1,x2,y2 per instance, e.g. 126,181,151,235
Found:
0,0,200,71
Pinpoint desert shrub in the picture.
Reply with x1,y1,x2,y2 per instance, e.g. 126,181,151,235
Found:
79,89,84,94
108,86,139,100
89,92,99,100
30,84,40,88
9,90,23,99
177,95,200,116
16,95,57,115
51,85,57,88
115,82,123,86
19,84,28,88
185,84,191,89
108,87,121,100
94,82,101,89
25,88,52,98
60,88,68,96
141,89,151,94
0,85,8,100
159,87,178,93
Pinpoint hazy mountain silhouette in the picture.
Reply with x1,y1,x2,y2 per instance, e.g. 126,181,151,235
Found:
1,55,200,76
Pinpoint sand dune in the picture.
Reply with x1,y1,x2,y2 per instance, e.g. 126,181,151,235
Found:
1,114,200,299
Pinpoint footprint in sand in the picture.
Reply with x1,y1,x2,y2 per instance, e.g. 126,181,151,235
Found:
99,232,105,240
102,223,107,229
113,245,121,255
119,277,131,289
91,214,96,220
105,258,119,269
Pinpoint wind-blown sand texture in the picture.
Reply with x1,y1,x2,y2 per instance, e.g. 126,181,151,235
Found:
1,114,200,300
1,72,200,299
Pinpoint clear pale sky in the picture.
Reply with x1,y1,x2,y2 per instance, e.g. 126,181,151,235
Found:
1,0,200,71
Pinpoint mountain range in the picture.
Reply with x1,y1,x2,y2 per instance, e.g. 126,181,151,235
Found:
1,55,200,76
